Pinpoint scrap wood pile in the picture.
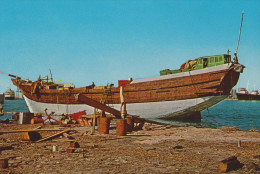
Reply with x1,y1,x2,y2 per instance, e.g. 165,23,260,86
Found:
10,111,94,126
0,109,173,144
9,109,171,130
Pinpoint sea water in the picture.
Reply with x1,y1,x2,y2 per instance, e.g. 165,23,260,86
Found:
201,100,260,130
154,100,260,131
1,100,259,131
1,100,29,120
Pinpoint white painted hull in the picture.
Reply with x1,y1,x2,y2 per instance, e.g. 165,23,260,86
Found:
23,95,227,119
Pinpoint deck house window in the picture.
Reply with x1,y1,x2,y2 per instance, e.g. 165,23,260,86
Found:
215,57,219,62
210,57,214,63
224,57,228,63
224,55,231,63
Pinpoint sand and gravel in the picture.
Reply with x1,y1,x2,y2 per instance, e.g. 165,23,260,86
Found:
0,122,259,174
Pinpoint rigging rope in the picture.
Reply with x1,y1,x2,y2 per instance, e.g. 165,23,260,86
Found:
235,12,244,54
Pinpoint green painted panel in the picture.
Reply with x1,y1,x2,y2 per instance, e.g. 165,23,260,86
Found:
160,54,232,76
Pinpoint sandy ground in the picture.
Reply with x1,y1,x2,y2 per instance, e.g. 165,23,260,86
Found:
0,122,259,174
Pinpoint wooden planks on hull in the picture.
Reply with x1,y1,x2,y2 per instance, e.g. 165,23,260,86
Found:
11,66,238,105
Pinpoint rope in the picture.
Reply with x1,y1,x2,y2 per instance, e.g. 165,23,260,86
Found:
235,12,244,54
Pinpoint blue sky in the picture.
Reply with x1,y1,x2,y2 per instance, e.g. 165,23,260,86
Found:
0,0,260,93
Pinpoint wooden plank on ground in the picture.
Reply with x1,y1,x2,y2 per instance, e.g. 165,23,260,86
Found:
0,129,64,134
35,130,69,143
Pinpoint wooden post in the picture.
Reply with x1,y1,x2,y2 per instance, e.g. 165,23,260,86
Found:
238,140,241,147
18,112,34,124
120,86,127,119
91,108,96,135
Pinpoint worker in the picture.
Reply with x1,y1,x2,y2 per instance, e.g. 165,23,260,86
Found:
234,53,238,64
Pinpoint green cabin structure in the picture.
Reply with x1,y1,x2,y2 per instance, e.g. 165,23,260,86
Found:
160,54,232,76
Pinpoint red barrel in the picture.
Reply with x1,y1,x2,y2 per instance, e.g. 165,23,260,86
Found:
126,117,134,132
116,119,127,136
98,117,111,134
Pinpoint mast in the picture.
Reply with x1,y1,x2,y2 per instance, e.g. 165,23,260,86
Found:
234,12,244,64
0,70,29,82
49,69,54,83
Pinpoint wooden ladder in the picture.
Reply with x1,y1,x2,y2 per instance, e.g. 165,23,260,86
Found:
100,87,112,105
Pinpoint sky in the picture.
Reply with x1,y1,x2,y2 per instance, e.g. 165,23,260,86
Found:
0,0,260,93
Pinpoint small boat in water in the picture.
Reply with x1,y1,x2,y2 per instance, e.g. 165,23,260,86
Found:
236,88,260,100
4,87,15,100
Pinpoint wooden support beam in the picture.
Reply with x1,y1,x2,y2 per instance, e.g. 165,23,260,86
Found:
129,115,174,126
76,94,173,126
91,109,96,135
76,94,121,118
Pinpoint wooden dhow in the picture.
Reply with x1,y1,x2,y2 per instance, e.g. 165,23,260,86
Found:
9,53,244,119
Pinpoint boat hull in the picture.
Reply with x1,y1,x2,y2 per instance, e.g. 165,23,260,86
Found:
237,94,260,100
12,63,243,119
24,95,227,119
4,96,15,100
